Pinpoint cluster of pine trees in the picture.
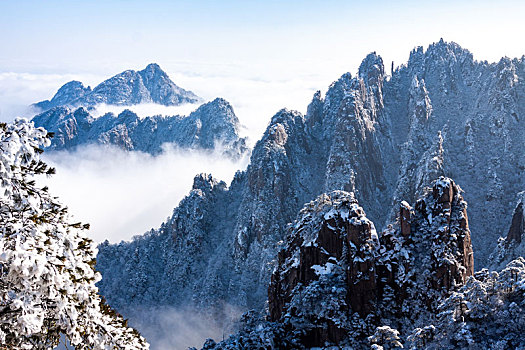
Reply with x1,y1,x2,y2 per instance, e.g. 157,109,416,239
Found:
0,119,148,349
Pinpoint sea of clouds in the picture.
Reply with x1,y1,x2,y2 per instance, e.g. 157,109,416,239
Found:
40,144,249,243
1,62,335,244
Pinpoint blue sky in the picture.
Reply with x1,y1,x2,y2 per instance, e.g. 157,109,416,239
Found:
2,0,525,136
2,0,524,75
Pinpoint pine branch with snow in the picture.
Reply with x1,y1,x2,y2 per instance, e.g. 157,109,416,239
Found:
0,119,148,349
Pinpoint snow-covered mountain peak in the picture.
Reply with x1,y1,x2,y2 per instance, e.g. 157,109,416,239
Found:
358,51,384,87
33,63,201,112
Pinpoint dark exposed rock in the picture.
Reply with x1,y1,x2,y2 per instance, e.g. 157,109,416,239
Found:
267,178,473,347
489,193,525,269
346,213,378,317
212,177,475,348
388,178,474,305
268,190,377,347
400,201,412,237
425,178,474,290
506,202,524,246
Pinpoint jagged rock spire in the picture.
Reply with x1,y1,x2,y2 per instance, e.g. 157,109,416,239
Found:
358,52,385,89
489,192,525,269
268,190,378,346
409,75,432,123
358,52,385,108
266,177,473,348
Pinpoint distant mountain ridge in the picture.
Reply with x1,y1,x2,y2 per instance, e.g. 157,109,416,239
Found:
34,63,201,111
30,64,248,158
31,98,248,158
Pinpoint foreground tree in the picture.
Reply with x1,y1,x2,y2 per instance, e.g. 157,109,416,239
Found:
0,119,148,349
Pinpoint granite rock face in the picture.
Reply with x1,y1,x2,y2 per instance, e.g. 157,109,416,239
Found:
34,63,201,111
31,98,248,158
95,41,525,346
267,191,379,346
262,178,473,348
206,178,484,349
506,202,524,246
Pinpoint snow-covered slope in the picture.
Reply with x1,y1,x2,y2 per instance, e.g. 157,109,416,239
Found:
95,40,525,344
34,63,201,111
489,192,525,270
386,41,525,262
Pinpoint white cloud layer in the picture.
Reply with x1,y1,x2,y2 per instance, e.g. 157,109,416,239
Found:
39,144,249,243
0,71,103,122
124,305,241,350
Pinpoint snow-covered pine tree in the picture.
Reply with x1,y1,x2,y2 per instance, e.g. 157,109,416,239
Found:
0,119,148,349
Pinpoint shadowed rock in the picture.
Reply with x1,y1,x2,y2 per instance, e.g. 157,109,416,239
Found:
506,202,524,246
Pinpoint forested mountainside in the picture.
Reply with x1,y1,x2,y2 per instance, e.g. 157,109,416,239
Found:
204,178,525,349
34,63,201,111
31,98,248,158
96,40,525,345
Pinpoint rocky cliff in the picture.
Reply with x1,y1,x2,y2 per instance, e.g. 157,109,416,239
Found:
95,40,525,346
31,98,248,158
34,63,201,111
264,178,473,348
204,178,523,349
